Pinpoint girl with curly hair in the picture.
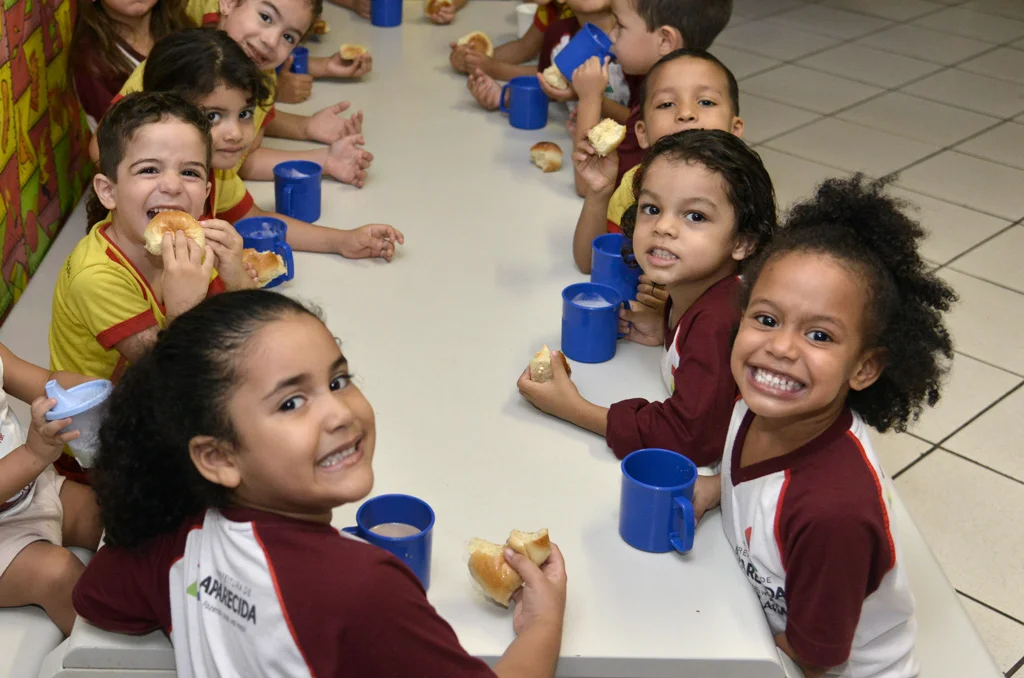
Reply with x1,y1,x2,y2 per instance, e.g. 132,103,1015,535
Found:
73,290,567,678
706,175,956,677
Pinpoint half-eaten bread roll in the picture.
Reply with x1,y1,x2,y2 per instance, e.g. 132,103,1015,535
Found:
143,210,205,256
425,0,452,14
529,345,571,382
339,43,368,60
541,64,570,91
530,142,562,173
457,31,494,57
468,529,551,607
311,18,330,35
242,248,288,287
587,118,627,157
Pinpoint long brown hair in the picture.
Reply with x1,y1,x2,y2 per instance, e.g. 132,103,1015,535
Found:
72,0,192,83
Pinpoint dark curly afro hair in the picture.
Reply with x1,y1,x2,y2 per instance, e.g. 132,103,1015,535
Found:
741,174,958,433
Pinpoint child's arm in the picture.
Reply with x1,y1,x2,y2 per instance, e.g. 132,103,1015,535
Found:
201,219,259,291
572,58,611,198
239,132,370,187
309,53,373,80
494,25,545,65
517,351,608,436
571,139,619,274
328,0,370,20
263,103,361,144
775,634,827,678
0,344,94,404
0,397,79,501
241,203,404,261
601,97,631,124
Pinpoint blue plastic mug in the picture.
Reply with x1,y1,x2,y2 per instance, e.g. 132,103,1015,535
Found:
561,282,621,363
499,76,549,130
591,233,641,337
233,217,295,288
290,46,309,73
343,494,435,589
553,23,612,81
273,160,322,223
371,0,402,26
619,448,697,554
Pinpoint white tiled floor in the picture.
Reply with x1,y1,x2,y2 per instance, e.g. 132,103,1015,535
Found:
720,0,1024,672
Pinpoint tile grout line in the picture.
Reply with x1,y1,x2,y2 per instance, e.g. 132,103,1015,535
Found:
942,448,1024,488
1006,652,1024,678
944,349,1024,380
956,589,1024,627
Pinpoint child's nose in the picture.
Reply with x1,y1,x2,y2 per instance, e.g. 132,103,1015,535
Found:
323,394,355,431
766,330,799,360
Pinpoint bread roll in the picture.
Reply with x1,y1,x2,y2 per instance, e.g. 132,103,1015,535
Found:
339,43,368,60
468,529,551,607
425,0,452,14
242,248,288,287
143,210,205,256
456,31,494,57
529,345,571,382
311,18,329,35
587,118,627,157
530,142,562,173
541,64,569,91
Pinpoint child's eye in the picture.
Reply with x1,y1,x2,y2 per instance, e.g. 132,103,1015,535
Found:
206,111,222,124
753,313,777,328
240,109,255,121
656,101,674,109
698,99,716,107
330,374,353,391
279,395,306,412
806,330,833,343
182,169,204,179
138,166,158,174
284,34,296,45
684,211,706,223
259,11,271,22
639,202,660,216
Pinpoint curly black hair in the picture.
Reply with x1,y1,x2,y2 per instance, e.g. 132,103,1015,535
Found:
741,174,957,433
93,290,321,549
620,129,777,269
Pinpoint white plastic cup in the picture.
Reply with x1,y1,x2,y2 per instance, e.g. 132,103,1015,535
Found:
516,3,537,38
44,380,113,468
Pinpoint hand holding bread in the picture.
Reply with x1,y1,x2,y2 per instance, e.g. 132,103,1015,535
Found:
242,248,288,287
456,31,494,57
143,210,205,256
587,118,627,157
339,43,368,61
529,345,571,382
468,529,551,606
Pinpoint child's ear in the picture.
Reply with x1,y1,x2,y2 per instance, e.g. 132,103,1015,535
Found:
635,119,650,149
189,436,242,490
731,235,756,262
731,116,745,139
93,173,118,211
658,26,684,55
219,0,238,16
850,349,886,392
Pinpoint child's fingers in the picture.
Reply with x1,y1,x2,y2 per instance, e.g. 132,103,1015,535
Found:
40,417,74,438
30,396,58,422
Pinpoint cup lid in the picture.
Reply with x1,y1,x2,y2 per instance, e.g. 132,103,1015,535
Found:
44,379,114,420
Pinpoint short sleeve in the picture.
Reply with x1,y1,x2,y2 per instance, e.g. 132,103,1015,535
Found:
533,4,550,31
782,511,892,668
73,543,166,635
72,60,119,127
65,265,157,350
213,170,255,223
606,167,638,230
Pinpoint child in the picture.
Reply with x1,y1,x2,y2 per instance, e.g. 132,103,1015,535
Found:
89,0,371,186
73,290,568,677
428,0,469,24
71,0,191,128
573,48,742,274
452,0,574,82
700,175,955,676
517,129,777,466
0,343,102,635
141,29,403,260
587,0,733,194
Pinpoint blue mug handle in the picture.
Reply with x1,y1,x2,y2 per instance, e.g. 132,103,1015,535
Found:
342,525,360,536
276,241,295,282
499,83,511,114
669,496,695,553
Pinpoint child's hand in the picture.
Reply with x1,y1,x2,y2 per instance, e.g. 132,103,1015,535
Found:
200,219,256,291
323,52,373,79
449,43,471,73
428,2,456,24
693,474,722,524
276,61,313,103
572,56,610,102
637,274,669,312
619,300,664,346
463,49,493,77
572,138,618,196
305,101,359,144
467,68,501,111
337,0,371,19
566,107,578,137
324,134,373,188
339,224,405,261
162,232,215,320
27,396,78,465
536,72,577,103
506,543,567,637
516,350,582,420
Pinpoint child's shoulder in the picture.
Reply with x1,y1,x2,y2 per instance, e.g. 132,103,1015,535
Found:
62,223,136,286
680,275,743,334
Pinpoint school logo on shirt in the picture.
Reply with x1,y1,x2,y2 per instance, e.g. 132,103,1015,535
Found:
188,571,258,627
734,534,788,620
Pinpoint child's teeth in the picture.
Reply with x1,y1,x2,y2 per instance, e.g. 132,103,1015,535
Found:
754,368,802,392
651,248,678,260
318,446,357,467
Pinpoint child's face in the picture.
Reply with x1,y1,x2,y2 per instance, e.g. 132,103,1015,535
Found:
197,84,257,171
95,118,210,240
731,252,883,423
101,0,159,20
566,0,609,16
632,156,749,289
220,0,312,71
609,0,665,75
221,313,376,519
637,58,743,149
